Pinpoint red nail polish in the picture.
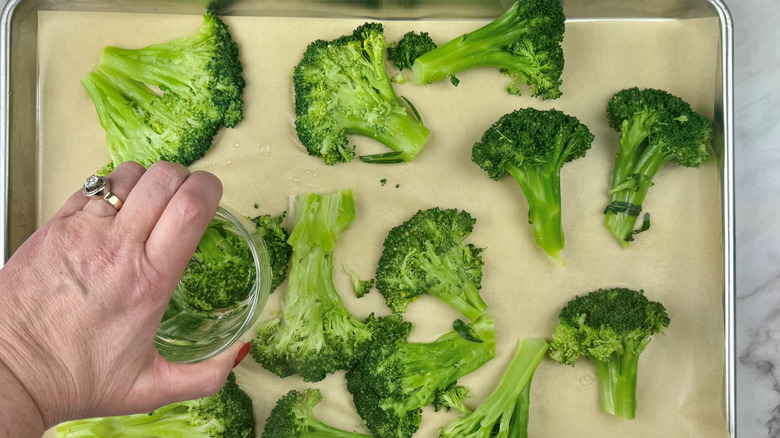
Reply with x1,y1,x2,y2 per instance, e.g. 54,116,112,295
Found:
233,341,251,368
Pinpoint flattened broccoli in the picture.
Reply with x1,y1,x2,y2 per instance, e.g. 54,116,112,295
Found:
252,190,371,382
81,12,245,174
375,208,487,320
56,373,254,438
409,0,565,99
439,338,548,438
263,389,372,438
346,313,496,438
293,23,429,165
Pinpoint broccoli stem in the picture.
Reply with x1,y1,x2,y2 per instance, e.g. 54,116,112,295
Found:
55,403,220,438
506,164,565,265
411,2,527,84
605,139,671,247
590,350,640,420
506,383,531,438
303,421,373,438
350,110,429,162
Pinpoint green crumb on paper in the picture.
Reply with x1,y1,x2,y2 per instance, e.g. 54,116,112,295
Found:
380,178,387,186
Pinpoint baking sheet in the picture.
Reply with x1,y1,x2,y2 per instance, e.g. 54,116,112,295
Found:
37,11,726,437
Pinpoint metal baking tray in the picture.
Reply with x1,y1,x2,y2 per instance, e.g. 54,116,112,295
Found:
0,0,735,436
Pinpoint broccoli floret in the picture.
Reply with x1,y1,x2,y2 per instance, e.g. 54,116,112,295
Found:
604,87,713,247
81,12,245,174
251,213,293,292
409,0,565,99
388,31,437,71
56,373,254,438
433,382,471,414
439,338,548,438
472,108,594,265
548,288,670,419
293,22,430,165
375,208,487,319
263,389,372,438
252,190,371,382
178,217,256,314
343,262,375,298
346,313,496,438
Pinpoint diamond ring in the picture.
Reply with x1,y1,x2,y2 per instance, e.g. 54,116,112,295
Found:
82,175,123,211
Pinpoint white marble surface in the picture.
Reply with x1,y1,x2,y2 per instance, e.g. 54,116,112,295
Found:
733,0,780,436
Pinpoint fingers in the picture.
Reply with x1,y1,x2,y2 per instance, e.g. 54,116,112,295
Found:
132,342,248,411
62,162,145,218
115,162,192,242
143,171,222,285
80,162,146,217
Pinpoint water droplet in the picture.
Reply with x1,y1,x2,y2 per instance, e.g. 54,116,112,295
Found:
259,145,272,156
579,375,593,386
233,142,241,148
226,160,233,165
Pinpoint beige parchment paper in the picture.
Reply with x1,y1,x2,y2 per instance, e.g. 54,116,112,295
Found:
37,11,725,438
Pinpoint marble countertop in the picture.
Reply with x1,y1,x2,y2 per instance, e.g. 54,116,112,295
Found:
0,0,770,436
732,0,780,436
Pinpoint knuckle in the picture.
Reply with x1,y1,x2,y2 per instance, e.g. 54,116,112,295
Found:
146,162,189,190
172,192,213,226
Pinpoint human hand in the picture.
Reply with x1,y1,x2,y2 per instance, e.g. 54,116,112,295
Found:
0,162,251,436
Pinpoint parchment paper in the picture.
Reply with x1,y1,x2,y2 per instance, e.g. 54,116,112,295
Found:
37,11,726,437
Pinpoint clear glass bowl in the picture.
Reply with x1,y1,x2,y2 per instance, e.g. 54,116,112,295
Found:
154,205,272,363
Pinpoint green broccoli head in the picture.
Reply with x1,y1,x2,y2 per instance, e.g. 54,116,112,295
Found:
388,31,438,71
262,389,372,438
472,108,593,265
252,191,371,382
433,382,471,414
604,87,713,246
346,313,496,438
293,22,429,165
549,288,670,419
56,373,254,438
410,0,565,99
439,338,548,438
81,12,245,172
375,207,486,320
178,218,256,314
251,213,293,292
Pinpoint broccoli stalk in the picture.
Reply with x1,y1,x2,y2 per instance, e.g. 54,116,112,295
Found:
263,389,372,438
56,373,254,438
439,338,548,438
346,313,496,438
81,12,245,174
471,108,594,265
293,22,429,165
409,0,565,99
375,207,487,319
604,88,713,247
548,288,670,419
252,190,371,382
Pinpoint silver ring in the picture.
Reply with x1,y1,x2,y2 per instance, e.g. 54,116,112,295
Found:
83,175,123,211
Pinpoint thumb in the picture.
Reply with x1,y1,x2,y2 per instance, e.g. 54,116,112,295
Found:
137,341,252,410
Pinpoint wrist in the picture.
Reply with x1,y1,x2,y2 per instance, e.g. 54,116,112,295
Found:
0,357,45,438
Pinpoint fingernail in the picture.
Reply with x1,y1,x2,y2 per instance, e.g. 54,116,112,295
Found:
233,341,251,368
